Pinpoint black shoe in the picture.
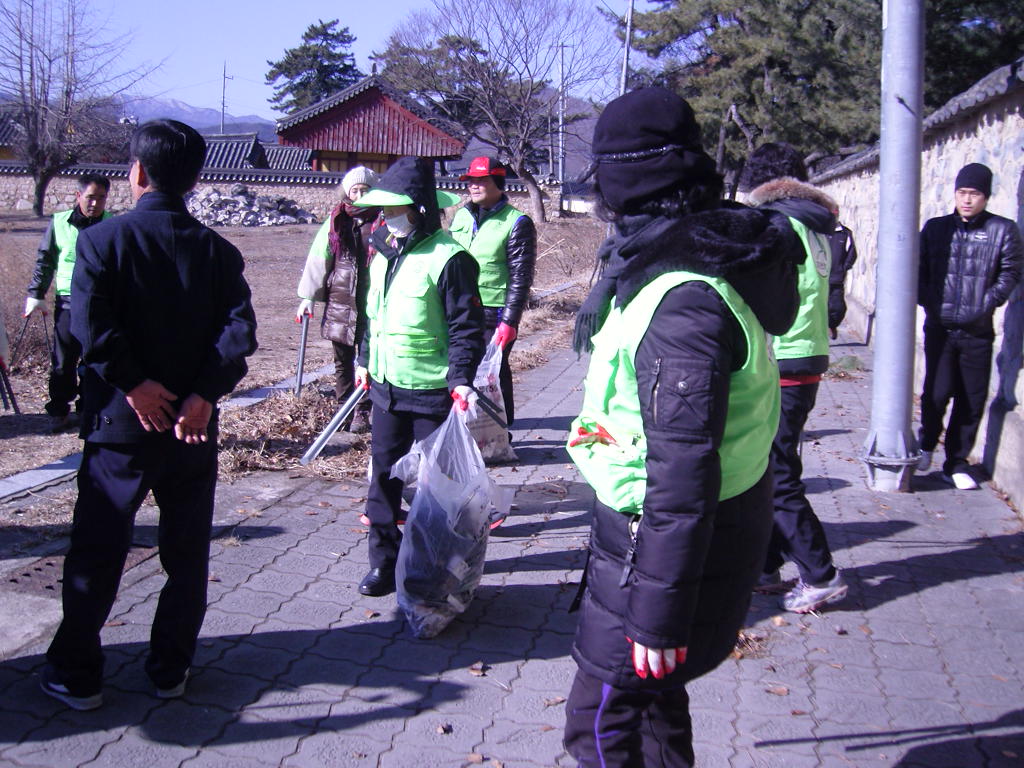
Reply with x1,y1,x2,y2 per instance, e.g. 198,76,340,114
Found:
39,666,103,711
358,567,395,597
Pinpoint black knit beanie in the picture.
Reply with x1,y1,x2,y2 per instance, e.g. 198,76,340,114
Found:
592,87,718,213
738,142,807,192
955,163,992,197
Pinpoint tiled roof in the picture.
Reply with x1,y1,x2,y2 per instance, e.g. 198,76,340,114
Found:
275,74,461,137
0,110,21,146
813,56,1024,184
0,159,346,186
204,134,268,170
263,144,313,170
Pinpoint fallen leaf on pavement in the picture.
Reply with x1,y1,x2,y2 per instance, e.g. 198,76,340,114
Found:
363,609,379,619
791,709,808,716
771,616,789,627
834,626,848,635
318,501,332,508
104,620,124,627
436,723,453,735
490,760,504,768
469,661,490,677
765,686,790,696
543,696,567,708
467,753,485,764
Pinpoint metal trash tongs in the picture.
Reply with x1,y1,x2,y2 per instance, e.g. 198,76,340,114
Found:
300,387,367,465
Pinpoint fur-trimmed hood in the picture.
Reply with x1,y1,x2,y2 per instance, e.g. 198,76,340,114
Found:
746,177,836,234
612,205,800,336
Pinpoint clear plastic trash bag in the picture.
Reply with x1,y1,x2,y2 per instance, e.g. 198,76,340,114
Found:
466,341,517,464
392,405,511,638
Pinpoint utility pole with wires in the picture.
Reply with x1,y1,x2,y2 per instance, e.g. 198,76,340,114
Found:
558,44,566,186
220,62,234,134
619,0,635,96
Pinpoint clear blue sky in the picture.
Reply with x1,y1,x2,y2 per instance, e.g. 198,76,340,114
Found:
96,0,431,120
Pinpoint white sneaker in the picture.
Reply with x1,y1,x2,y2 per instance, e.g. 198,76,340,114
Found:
945,472,979,490
916,450,933,472
782,570,848,613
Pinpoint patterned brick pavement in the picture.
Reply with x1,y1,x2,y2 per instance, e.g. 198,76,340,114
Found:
1,338,1022,767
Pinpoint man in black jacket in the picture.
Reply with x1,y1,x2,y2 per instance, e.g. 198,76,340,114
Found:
23,173,112,431
917,163,1022,489
449,156,536,425
40,120,258,710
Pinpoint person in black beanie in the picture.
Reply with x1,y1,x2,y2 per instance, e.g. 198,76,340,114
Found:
917,162,1022,488
563,88,800,767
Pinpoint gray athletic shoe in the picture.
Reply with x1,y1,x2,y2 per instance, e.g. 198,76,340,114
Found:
155,668,190,699
782,570,848,613
40,667,103,711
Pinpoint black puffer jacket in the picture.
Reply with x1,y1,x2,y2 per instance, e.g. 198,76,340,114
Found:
919,210,1023,337
572,206,800,690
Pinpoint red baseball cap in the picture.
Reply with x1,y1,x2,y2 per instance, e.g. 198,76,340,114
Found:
459,156,507,180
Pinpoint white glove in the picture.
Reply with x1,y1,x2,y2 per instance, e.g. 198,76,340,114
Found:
24,296,46,317
295,299,314,322
451,385,478,411
354,366,370,390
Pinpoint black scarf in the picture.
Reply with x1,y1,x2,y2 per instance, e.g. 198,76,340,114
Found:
572,215,675,355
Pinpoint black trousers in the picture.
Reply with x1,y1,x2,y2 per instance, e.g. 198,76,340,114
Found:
564,667,694,768
331,341,371,416
764,382,836,586
46,436,218,693
365,404,445,570
46,296,81,418
483,307,516,425
919,325,993,474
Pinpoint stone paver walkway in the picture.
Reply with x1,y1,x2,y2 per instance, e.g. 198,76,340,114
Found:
1,338,1022,767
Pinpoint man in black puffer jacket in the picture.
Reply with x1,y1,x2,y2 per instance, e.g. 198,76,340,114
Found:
917,163,1022,489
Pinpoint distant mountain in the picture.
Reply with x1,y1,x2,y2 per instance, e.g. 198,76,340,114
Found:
116,96,277,141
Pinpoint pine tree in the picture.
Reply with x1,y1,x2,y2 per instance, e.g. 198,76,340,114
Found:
265,20,363,114
628,1,882,179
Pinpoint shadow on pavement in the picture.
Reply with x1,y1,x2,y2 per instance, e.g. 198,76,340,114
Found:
753,708,1024,767
0,583,579,747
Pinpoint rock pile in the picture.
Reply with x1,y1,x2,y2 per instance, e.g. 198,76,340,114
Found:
186,184,318,227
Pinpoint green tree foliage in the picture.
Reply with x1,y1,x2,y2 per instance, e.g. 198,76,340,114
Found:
627,1,881,179
373,0,616,222
924,1,1024,111
265,20,363,114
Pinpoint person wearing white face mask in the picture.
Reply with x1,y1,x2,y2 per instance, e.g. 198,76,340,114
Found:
349,156,485,597
295,167,380,432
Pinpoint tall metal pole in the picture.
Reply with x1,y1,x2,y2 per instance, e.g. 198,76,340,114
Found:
862,0,924,491
558,46,565,185
619,0,635,96
220,62,232,133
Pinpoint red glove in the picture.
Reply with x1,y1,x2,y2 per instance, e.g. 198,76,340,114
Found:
494,322,517,349
451,385,477,411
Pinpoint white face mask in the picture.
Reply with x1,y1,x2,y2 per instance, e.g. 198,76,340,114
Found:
385,213,414,237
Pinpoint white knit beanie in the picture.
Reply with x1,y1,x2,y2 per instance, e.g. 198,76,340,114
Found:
341,166,379,198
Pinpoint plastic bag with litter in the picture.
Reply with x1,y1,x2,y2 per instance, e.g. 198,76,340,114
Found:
392,404,511,638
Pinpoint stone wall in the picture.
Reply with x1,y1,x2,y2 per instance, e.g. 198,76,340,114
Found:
815,82,1024,508
0,165,548,221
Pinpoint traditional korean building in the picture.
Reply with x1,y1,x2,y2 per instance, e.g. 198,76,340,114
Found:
274,75,464,173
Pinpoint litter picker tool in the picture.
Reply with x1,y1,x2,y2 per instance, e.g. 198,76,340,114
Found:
7,316,31,369
9,312,51,370
294,312,310,396
470,386,508,431
0,365,20,414
300,387,367,465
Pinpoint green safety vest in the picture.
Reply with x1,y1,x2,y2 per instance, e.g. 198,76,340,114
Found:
53,209,111,296
365,231,463,390
449,204,522,307
567,270,780,513
773,217,831,361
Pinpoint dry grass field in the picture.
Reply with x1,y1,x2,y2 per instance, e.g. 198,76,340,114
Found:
0,209,603,490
